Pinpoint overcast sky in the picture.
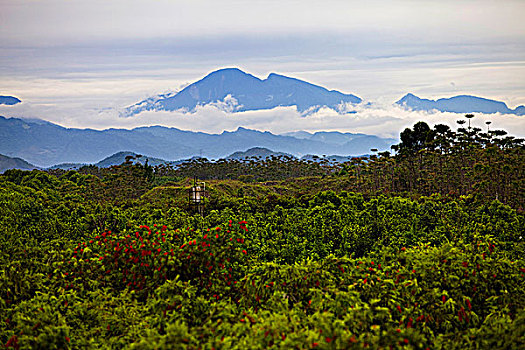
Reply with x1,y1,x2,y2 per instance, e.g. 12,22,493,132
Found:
0,0,524,136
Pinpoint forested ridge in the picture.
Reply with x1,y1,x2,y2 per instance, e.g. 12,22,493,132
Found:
1,119,524,349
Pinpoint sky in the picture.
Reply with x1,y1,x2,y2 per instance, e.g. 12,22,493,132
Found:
0,0,524,137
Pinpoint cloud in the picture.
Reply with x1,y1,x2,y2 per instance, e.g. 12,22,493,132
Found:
1,0,522,150
2,0,524,47
2,99,523,141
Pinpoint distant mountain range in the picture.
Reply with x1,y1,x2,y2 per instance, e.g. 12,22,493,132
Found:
123,68,362,116
396,93,525,115
0,116,395,168
122,68,525,117
1,146,370,174
0,154,38,173
0,96,21,105
3,69,525,118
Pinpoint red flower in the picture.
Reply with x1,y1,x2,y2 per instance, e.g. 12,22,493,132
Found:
442,295,446,303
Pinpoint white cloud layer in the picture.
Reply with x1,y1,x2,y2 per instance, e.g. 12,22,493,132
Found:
2,101,524,140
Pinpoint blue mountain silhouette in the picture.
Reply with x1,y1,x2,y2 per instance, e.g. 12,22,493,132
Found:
0,96,21,105
123,68,362,116
396,93,525,115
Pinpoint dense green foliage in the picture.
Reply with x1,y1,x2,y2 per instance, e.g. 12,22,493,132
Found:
1,120,524,349
152,120,524,210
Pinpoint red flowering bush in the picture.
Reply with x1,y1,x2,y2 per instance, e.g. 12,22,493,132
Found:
60,221,249,300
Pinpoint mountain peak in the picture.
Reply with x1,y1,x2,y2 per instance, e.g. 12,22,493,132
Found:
200,67,261,82
397,93,419,103
266,72,289,80
122,68,361,116
206,67,254,77
212,67,245,74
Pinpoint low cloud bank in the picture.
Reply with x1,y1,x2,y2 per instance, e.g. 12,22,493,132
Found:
1,101,524,140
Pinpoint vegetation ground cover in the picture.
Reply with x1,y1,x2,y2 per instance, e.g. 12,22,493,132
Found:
1,120,524,349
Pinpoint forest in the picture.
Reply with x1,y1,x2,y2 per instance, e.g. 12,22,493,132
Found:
1,119,524,349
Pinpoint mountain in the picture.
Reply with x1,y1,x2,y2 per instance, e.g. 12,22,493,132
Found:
0,116,395,168
48,152,172,170
396,93,525,115
95,151,169,168
123,68,362,116
282,131,395,150
0,96,21,105
308,131,368,145
281,131,314,139
226,147,294,160
0,154,38,173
